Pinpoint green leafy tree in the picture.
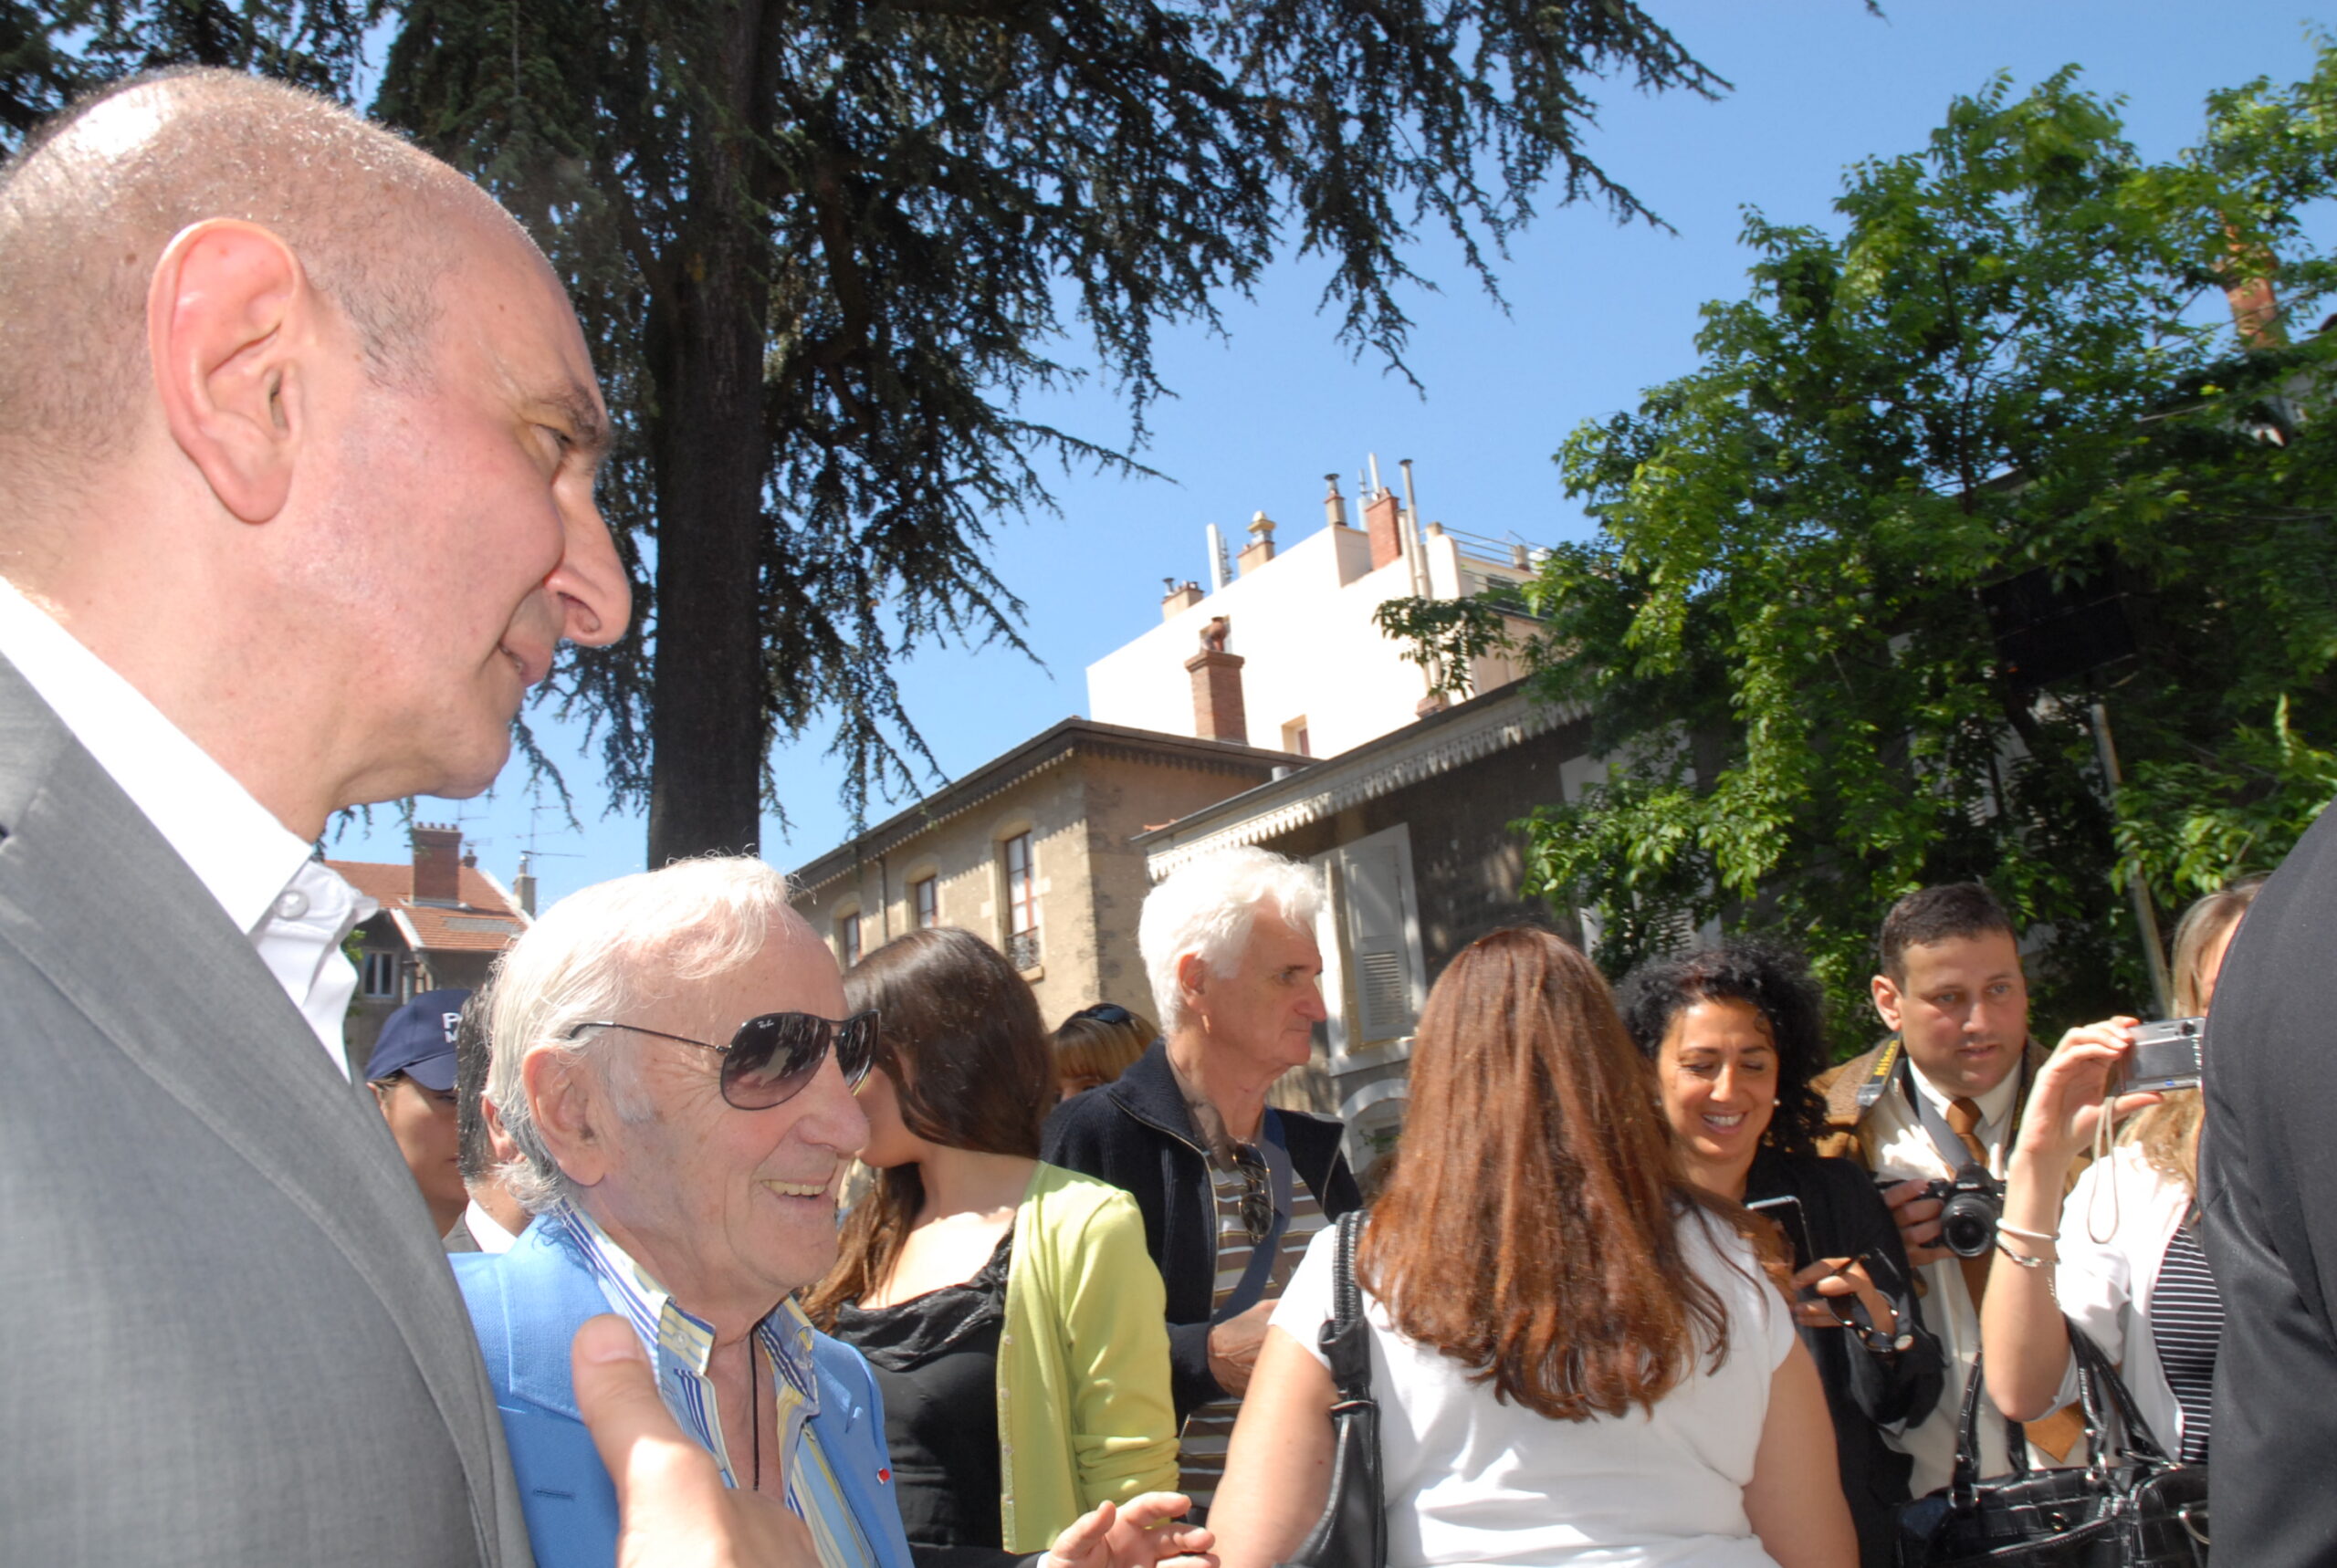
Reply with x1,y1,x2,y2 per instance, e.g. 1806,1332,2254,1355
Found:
367,0,1728,862
1504,52,2337,1049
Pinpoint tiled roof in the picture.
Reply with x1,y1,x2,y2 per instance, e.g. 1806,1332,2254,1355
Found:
325,860,531,954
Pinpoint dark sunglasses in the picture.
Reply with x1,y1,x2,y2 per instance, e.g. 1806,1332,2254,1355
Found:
563,1009,879,1111
1231,1142,1273,1243
1071,1003,1136,1026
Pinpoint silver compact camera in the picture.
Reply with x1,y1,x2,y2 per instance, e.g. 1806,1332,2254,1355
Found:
2120,1017,2206,1093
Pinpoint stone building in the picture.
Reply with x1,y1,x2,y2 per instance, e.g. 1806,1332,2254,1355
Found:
1133,679,1599,1176
788,719,1299,1027
789,459,1579,1147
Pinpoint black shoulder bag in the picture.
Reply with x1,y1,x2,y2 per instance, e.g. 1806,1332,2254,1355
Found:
1275,1210,1386,1568
1895,1322,2208,1567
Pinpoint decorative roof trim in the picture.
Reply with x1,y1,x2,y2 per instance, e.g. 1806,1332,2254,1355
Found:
794,751,1079,896
384,907,425,952
790,718,1296,897
472,867,533,927
1138,688,1586,882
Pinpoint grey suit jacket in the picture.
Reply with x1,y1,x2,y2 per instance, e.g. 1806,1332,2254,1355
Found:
0,654,535,1567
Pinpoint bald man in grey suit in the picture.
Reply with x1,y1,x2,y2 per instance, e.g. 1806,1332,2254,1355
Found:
0,70,803,1567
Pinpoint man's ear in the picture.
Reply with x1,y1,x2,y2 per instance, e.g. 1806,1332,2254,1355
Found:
147,218,317,524
522,1048,609,1189
480,1093,524,1166
1871,973,1905,1034
1175,952,1211,1024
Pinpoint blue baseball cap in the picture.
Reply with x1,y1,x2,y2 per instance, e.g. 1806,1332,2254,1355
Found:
365,988,470,1091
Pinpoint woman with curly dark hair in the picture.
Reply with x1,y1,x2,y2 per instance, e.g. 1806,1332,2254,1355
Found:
1619,942,1943,1568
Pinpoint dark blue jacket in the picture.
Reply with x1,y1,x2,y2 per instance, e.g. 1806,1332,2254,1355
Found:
1040,1039,1360,1419
454,1220,917,1568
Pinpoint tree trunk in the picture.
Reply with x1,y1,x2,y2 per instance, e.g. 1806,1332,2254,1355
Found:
645,6,772,865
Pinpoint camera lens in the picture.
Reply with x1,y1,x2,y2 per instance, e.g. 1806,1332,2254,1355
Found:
1939,1188,2001,1258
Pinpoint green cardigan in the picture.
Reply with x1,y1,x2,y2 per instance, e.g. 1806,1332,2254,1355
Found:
996,1162,1180,1551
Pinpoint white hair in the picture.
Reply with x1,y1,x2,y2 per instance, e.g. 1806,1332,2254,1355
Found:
1139,847,1325,1032
485,856,811,1213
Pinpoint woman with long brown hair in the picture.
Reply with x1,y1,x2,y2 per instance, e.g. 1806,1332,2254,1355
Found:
1209,928,1853,1568
805,927,1182,1564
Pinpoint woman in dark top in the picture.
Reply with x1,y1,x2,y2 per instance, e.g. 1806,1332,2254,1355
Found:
805,928,1181,1567
1620,942,1944,1568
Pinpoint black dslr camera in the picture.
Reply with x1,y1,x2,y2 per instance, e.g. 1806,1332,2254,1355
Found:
1923,1164,2007,1259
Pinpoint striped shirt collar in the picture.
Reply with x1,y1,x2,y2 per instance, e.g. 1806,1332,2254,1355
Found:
550,1201,821,1482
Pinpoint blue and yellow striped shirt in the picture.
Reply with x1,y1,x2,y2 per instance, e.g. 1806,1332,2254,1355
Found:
550,1203,877,1568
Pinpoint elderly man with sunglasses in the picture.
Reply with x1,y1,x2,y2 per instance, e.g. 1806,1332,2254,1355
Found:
458,857,1216,1568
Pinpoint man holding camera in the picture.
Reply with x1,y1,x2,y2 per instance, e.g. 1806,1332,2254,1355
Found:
1813,883,2106,1492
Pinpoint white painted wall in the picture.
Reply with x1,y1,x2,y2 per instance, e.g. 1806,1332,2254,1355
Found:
1085,514,1534,758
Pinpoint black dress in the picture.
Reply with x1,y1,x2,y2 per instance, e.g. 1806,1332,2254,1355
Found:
830,1229,1013,1559
1745,1147,1946,1568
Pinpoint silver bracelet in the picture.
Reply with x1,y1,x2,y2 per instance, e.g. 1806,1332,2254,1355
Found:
1998,1221,2059,1246
1996,1237,2054,1269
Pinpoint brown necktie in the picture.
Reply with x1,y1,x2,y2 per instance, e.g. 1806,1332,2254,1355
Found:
1944,1096,1992,1307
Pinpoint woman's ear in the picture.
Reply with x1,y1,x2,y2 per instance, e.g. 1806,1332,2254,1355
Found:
522,1047,610,1189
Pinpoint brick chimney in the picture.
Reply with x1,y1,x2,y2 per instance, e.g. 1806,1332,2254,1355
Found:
1364,489,1405,570
1160,578,1205,622
1185,649,1249,745
412,823,463,904
1237,510,1276,575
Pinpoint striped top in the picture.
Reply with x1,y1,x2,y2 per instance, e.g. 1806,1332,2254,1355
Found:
551,1203,877,1568
1176,1150,1328,1508
2149,1219,2220,1465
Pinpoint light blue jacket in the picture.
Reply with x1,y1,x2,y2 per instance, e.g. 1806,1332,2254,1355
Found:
455,1222,917,1568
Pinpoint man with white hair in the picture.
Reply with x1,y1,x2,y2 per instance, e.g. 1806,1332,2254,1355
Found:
1043,847,1361,1515
462,857,1214,1568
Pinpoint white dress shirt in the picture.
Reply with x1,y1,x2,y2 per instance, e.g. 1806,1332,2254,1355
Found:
0,577,374,1074
1863,1051,2030,1493
461,1198,521,1255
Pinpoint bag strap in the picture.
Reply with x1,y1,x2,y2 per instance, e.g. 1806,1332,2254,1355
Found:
2065,1320,2172,1465
1949,1319,2175,1505
1317,1210,1373,1403
1212,1115,1297,1323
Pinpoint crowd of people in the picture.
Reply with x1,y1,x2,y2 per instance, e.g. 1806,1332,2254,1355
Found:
1,59,2320,1568
355,837,2248,1568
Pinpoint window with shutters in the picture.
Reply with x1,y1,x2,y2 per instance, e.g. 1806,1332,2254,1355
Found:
837,909,862,968
1318,826,1428,1064
912,876,938,929
1001,832,1040,969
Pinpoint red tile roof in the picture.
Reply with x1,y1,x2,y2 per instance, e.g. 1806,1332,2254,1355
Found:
325,860,530,954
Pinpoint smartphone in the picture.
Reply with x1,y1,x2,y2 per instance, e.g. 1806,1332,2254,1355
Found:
2122,1017,2206,1093
1747,1193,1815,1269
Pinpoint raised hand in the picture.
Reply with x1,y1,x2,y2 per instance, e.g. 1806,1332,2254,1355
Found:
2016,1018,2154,1168
1044,1493,1219,1568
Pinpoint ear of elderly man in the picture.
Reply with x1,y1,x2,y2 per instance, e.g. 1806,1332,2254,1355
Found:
1043,847,1365,1514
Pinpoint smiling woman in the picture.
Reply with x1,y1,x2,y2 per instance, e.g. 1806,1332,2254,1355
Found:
1619,943,1943,1568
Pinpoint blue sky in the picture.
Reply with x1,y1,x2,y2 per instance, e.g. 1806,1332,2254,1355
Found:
326,0,2337,907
